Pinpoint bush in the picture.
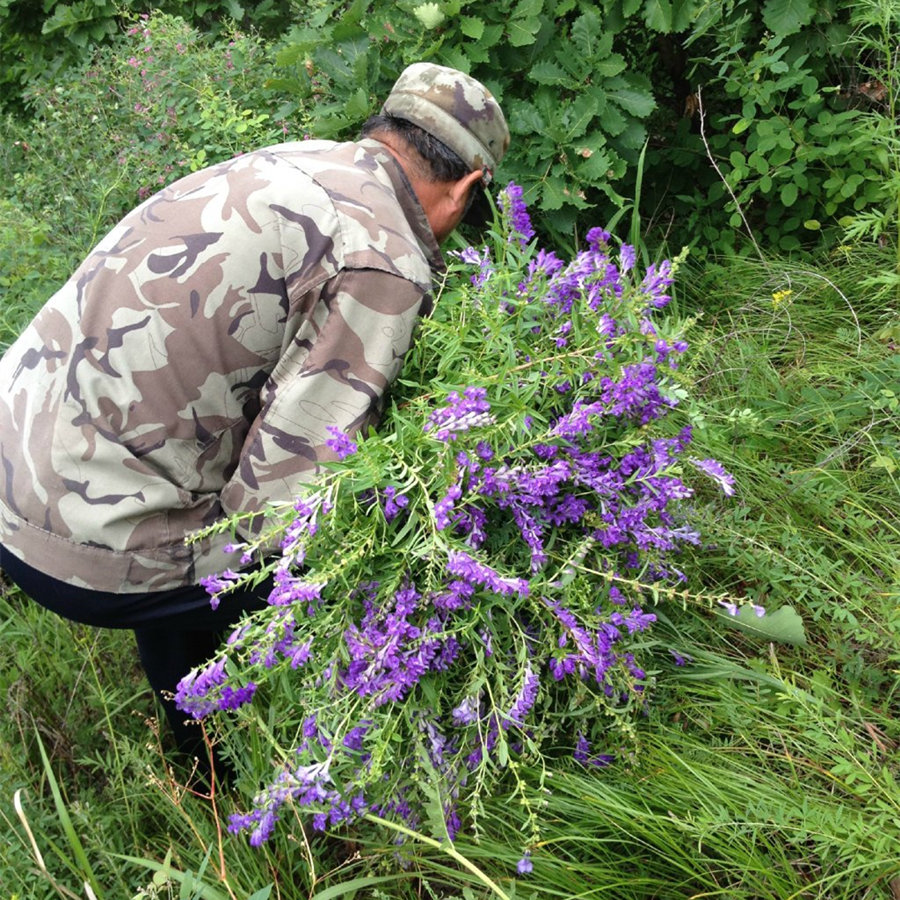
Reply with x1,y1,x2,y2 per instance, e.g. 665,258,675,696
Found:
0,12,309,262
0,0,299,114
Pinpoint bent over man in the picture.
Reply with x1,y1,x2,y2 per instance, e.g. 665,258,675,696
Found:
0,63,509,773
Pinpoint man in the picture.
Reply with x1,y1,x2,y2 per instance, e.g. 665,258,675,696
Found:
0,62,509,772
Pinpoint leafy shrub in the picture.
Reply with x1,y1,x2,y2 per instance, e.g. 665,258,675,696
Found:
267,0,899,258
0,0,298,114
1,12,308,260
272,0,660,241
642,0,900,257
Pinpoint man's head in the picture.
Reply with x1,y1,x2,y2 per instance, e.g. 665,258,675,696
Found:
363,63,510,238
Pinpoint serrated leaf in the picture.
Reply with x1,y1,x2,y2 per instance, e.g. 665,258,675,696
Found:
515,0,544,17
572,8,603,58
508,16,541,46
539,176,570,211
606,75,656,117
762,0,814,36
413,2,445,29
644,0,674,32
593,52,627,79
564,93,600,138
718,605,807,646
508,99,546,135
529,59,572,87
460,15,484,39
480,23,504,47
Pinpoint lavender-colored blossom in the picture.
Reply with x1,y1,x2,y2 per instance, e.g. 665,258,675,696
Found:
382,485,410,522
425,386,496,442
174,657,229,719
503,664,540,728
325,425,358,460
516,852,534,875
574,732,615,767
340,583,453,707
690,457,736,496
499,182,535,245
452,695,481,726
455,244,494,286
585,227,610,251
200,568,243,609
446,550,529,597
267,573,325,610
433,483,462,530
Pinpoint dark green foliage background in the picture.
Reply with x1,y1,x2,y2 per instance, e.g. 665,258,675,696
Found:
2,0,896,257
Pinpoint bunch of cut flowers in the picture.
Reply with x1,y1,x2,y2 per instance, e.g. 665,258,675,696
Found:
176,186,736,864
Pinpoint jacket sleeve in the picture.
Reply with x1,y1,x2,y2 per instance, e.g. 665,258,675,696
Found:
219,267,429,534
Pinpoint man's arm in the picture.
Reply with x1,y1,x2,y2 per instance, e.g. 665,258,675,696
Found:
219,267,429,534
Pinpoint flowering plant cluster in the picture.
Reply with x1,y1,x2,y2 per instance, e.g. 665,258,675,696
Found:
177,187,735,861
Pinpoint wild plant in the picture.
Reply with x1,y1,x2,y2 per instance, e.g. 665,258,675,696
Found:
169,188,749,871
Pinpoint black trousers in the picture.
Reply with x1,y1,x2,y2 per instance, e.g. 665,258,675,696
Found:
0,543,271,768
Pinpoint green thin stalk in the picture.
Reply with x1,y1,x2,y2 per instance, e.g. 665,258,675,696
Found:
362,813,513,900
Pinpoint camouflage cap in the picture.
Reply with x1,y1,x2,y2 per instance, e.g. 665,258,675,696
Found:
382,62,510,181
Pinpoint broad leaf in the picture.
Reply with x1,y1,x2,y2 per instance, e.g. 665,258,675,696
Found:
718,605,808,646
762,0,815,36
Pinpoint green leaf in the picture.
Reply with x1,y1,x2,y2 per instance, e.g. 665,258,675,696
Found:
540,176,570,210
311,876,417,899
718,605,807,646
508,17,541,46
572,8,603,58
508,98,545,135
605,75,656,117
781,182,799,207
413,3,445,29
762,0,814,36
460,15,485,40
529,59,572,87
565,93,600,138
644,0,674,32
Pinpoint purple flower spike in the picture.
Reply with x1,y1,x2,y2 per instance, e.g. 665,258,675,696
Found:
325,426,358,460
499,182,535,245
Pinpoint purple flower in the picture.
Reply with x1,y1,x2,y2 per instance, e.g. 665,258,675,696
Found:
446,550,529,597
325,426,358,460
503,664,540,728
382,485,410,522
690,457,736,496
516,852,533,875
452,695,480,726
200,569,243,609
425,386,495,442
574,732,614,767
455,245,493,286
499,182,535,245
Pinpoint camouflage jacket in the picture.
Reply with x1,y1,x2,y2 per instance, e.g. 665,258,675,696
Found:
0,139,444,592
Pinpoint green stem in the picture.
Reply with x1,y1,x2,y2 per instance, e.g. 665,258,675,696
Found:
363,813,513,900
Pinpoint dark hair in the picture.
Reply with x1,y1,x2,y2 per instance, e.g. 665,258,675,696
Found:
360,113,471,183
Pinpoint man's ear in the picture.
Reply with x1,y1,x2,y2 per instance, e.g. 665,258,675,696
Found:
451,169,489,212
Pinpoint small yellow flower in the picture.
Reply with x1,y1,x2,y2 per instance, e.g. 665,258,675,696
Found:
772,289,793,307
